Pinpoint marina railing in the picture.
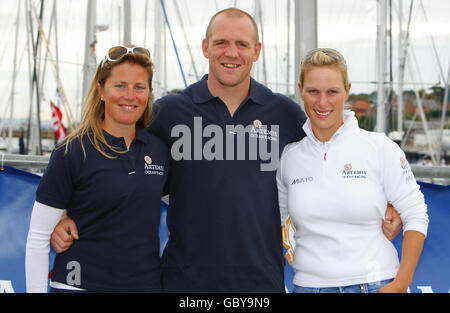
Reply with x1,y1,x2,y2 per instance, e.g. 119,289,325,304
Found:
1,153,450,182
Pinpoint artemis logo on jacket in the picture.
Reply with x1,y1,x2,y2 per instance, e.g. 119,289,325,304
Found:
341,163,367,179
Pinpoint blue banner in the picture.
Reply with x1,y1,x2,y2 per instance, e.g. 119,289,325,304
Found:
391,182,450,293
0,166,45,293
0,165,448,293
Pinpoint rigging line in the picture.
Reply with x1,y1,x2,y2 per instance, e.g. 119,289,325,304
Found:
0,94,14,137
407,46,438,164
183,0,206,63
0,14,16,66
400,55,428,150
159,0,187,88
256,1,267,86
180,0,194,34
39,0,57,94
384,0,394,129
0,45,27,127
400,0,414,70
30,3,75,131
143,0,148,47
273,0,280,90
27,0,45,155
419,0,446,85
213,0,219,12
53,0,59,80
5,0,22,153
437,57,450,162
61,0,75,54
173,0,199,80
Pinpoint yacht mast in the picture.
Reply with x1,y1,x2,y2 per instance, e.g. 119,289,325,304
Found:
153,0,164,100
286,0,290,96
26,0,44,155
294,0,318,107
397,0,414,133
376,0,387,133
123,0,131,45
437,59,450,163
7,0,22,153
397,0,404,134
81,0,97,106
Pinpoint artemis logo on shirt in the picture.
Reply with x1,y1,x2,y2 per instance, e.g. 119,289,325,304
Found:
144,155,165,176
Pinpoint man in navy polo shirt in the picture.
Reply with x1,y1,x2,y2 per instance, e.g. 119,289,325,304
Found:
147,8,306,292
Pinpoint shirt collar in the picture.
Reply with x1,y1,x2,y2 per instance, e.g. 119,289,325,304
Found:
102,126,148,147
188,74,268,106
134,126,150,144
247,77,270,106
188,74,215,104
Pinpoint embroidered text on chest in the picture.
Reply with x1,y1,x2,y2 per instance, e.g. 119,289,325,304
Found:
341,163,367,179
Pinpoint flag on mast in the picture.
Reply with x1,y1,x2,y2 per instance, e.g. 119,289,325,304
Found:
50,101,67,142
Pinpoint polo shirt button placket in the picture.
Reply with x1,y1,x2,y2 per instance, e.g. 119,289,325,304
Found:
119,139,135,176
126,153,136,176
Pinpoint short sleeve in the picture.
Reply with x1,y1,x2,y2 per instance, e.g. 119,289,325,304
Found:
35,145,76,209
287,102,307,143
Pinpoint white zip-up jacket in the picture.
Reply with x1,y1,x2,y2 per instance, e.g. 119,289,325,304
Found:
277,110,429,288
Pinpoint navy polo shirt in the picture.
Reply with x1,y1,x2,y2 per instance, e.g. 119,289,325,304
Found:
36,127,169,292
149,75,306,292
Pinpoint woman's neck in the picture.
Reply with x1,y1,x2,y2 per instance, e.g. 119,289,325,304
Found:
311,121,344,143
102,122,136,147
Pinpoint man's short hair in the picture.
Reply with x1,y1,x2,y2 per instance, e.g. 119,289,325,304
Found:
205,8,259,44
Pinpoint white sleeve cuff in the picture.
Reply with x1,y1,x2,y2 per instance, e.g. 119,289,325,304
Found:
25,201,64,293
403,221,429,238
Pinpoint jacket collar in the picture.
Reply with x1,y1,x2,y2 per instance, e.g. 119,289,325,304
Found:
303,110,359,145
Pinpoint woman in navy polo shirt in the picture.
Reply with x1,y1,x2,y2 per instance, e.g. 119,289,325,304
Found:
25,45,169,292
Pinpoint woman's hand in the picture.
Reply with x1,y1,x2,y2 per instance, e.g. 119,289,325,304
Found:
379,231,425,293
378,279,409,293
50,216,79,253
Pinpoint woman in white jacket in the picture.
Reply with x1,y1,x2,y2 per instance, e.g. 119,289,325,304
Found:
277,48,429,293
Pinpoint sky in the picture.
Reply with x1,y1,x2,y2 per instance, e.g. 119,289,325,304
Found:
0,0,449,124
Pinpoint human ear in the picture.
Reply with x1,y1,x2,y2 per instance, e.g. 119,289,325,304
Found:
96,83,104,101
202,39,209,59
253,42,262,62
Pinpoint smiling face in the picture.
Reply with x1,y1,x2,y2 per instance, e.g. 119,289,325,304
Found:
299,65,351,142
97,61,151,133
202,13,261,92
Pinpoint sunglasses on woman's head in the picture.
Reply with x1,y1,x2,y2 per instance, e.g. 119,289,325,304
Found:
101,46,151,68
302,48,345,63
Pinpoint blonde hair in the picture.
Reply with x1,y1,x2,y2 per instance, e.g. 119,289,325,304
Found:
62,46,153,159
300,48,349,91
